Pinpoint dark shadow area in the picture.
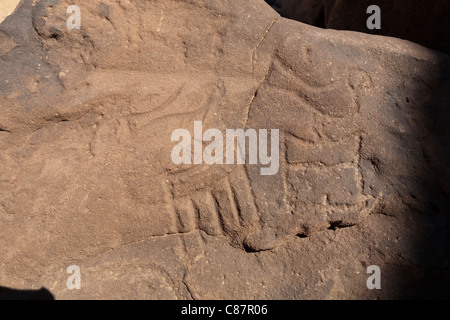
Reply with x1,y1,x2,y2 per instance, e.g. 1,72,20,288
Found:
265,0,283,14
369,27,450,300
0,286,55,300
406,52,450,300
267,0,450,300
267,0,450,55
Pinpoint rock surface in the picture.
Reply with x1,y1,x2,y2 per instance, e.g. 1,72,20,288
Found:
0,0,449,299
280,0,450,54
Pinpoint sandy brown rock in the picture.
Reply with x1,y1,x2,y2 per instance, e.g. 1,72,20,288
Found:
0,0,449,299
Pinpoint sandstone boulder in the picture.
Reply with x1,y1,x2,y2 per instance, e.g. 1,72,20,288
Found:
0,0,449,299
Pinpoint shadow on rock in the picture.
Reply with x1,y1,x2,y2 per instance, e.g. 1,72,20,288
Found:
0,286,55,300
277,0,450,54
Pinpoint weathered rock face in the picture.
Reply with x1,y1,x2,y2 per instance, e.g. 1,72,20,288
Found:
280,0,450,54
0,0,449,299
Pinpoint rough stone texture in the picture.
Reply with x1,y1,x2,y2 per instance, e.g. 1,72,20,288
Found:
0,0,449,299
280,0,450,54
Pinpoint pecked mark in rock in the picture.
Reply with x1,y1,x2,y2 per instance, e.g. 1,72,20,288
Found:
327,221,356,231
